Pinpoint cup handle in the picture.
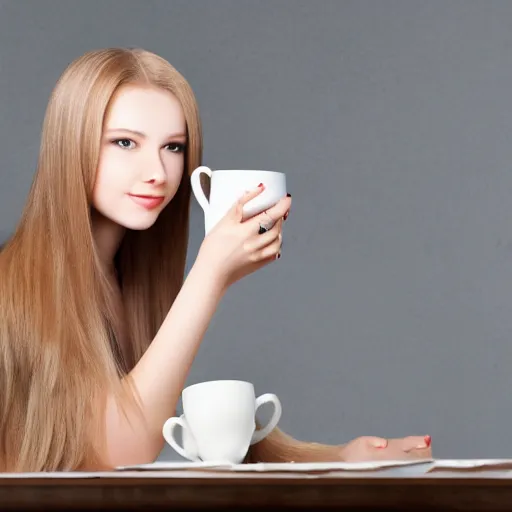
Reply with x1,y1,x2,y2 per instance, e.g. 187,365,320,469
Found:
190,166,212,213
250,393,283,445
162,414,200,461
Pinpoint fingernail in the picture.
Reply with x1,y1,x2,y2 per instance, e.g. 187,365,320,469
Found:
276,253,281,260
284,211,289,221
258,183,264,188
424,435,431,447
286,193,291,197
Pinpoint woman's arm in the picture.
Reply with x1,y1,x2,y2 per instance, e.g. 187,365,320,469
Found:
247,428,432,463
104,190,291,467
247,427,341,462
104,258,227,466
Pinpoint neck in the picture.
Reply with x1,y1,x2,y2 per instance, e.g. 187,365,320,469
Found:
91,210,126,275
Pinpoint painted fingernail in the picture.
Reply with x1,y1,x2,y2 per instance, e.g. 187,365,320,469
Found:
286,193,291,197
284,211,289,221
276,253,281,260
416,437,430,449
258,183,264,188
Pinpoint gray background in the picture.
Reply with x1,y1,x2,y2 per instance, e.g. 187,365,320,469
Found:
0,0,511,460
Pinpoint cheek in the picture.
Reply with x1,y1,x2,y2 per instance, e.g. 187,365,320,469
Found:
92,155,130,208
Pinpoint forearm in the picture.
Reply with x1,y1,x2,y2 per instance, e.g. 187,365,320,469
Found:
106,257,227,465
247,427,341,463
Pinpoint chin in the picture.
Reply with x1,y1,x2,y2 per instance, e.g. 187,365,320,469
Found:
124,219,159,231
115,213,161,231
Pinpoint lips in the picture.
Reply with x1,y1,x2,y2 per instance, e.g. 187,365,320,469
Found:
128,194,165,210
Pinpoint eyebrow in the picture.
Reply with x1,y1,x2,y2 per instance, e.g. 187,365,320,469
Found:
105,128,187,139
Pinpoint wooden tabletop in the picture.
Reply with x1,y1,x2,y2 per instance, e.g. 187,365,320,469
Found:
1,472,512,511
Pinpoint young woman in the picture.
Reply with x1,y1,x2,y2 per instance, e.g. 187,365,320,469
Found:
0,48,432,471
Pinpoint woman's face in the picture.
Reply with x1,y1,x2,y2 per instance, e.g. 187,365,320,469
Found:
93,84,187,231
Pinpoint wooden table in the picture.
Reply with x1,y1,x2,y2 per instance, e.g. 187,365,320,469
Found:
1,472,512,511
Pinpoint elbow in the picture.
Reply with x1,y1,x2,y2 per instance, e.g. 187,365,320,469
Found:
105,436,164,468
104,396,165,468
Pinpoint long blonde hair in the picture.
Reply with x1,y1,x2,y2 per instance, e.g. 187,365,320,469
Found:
0,48,202,471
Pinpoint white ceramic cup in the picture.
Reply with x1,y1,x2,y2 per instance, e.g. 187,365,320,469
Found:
162,380,282,463
190,167,287,235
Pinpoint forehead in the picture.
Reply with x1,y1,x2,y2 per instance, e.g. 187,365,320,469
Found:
104,84,186,135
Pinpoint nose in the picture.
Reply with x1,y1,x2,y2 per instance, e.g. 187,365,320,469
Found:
142,153,167,186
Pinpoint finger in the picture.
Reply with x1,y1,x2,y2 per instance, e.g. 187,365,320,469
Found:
252,235,282,262
246,194,291,230
363,436,388,449
248,208,278,234
244,220,282,252
401,435,432,452
401,447,432,460
265,194,292,221
228,184,265,221
284,193,292,221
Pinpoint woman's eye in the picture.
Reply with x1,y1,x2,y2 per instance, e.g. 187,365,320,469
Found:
166,142,186,153
113,139,136,149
